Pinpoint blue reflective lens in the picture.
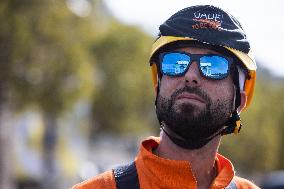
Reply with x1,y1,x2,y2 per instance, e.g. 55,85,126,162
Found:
200,56,229,79
160,52,231,79
161,53,190,76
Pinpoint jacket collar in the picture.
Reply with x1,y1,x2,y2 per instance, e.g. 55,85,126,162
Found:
135,136,235,189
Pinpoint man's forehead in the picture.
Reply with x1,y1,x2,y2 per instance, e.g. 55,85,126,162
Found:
175,46,222,55
158,40,231,57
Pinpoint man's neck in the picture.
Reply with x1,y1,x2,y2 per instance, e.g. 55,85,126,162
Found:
154,131,221,189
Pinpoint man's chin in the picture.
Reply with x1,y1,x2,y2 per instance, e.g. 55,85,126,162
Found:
173,102,205,115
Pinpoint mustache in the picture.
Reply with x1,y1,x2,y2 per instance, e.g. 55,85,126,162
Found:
170,86,211,104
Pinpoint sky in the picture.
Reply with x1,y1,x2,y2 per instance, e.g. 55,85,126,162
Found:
103,0,284,77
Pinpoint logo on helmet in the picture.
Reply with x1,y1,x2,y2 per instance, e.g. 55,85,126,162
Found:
192,12,223,31
193,12,224,23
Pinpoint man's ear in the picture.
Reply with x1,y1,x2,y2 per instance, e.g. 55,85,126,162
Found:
237,91,247,113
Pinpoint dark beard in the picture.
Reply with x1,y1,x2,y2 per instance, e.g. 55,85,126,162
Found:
156,86,233,148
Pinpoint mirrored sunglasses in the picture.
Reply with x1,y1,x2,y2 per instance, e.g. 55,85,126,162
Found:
159,52,233,80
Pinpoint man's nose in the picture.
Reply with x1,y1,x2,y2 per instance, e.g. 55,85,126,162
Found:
184,61,202,87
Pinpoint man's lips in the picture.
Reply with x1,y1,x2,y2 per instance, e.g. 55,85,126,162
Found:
176,93,206,103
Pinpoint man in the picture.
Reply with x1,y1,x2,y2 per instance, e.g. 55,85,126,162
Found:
72,5,259,189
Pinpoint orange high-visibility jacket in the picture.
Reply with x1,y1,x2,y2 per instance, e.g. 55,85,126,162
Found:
71,137,260,189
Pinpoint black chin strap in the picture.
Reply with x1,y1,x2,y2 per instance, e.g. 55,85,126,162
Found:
160,124,225,149
221,110,242,135
222,65,243,135
159,108,242,150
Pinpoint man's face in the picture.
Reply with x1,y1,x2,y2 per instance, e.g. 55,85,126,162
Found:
156,46,235,141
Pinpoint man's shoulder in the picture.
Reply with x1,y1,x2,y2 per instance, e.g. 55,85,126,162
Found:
234,176,260,189
71,170,116,189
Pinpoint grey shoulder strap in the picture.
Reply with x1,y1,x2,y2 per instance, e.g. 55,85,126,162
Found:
113,161,140,189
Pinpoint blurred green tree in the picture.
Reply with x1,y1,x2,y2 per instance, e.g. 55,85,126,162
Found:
0,0,95,188
89,21,157,138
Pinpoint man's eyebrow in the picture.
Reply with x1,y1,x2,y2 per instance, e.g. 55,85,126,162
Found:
176,48,222,55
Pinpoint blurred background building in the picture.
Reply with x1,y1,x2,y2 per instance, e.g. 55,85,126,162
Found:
0,0,284,188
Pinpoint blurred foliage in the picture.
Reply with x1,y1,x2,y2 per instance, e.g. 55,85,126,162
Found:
220,66,284,174
0,0,95,114
0,0,97,188
90,21,156,136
